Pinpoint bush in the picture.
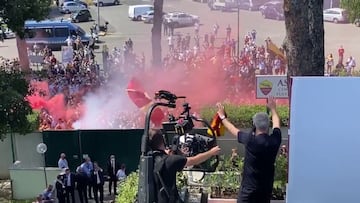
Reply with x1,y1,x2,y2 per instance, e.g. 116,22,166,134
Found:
116,170,188,203
116,171,139,203
200,104,289,128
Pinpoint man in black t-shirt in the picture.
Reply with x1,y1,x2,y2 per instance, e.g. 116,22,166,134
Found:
149,129,221,203
217,97,282,203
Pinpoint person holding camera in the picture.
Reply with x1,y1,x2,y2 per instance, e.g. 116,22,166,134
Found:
149,129,221,203
217,97,281,203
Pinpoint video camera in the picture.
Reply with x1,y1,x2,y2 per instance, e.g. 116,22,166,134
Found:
137,90,219,203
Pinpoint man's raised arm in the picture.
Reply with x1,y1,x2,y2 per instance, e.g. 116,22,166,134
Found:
267,97,280,129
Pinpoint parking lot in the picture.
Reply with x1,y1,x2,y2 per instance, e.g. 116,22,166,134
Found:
1,0,360,67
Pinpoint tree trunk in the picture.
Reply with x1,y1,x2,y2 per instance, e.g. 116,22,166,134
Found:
152,0,163,67
16,36,30,70
283,0,324,76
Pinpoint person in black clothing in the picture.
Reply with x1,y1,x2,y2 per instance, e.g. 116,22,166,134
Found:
55,175,65,203
63,168,76,203
107,154,119,195
76,167,89,203
91,162,105,203
217,97,282,203
148,129,221,203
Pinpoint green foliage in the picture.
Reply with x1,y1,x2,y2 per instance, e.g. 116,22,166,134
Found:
0,0,51,37
273,155,287,199
0,69,36,140
200,104,289,128
116,169,189,203
341,0,360,22
116,171,139,203
204,155,243,199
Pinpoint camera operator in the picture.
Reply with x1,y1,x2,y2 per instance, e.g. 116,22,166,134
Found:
149,129,221,203
216,97,281,203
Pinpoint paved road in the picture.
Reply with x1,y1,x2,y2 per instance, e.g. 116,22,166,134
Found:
1,1,360,67
88,0,360,65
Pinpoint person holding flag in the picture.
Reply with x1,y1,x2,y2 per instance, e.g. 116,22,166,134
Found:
216,97,281,203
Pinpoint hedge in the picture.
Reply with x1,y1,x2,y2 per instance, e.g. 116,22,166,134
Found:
200,104,289,128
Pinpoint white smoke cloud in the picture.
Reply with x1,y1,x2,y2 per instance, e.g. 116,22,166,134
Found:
73,74,139,129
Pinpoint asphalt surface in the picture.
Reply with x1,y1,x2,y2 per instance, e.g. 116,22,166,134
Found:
1,1,360,67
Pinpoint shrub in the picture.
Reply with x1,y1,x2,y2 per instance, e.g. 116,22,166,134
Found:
116,171,139,203
200,104,289,128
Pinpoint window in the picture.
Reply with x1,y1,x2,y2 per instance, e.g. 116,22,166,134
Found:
24,28,36,38
33,28,53,38
54,27,69,37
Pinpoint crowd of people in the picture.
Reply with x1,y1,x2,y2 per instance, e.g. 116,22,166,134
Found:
2,22,358,131
34,153,127,203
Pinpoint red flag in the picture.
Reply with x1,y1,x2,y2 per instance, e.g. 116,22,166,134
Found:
207,113,226,137
126,77,164,126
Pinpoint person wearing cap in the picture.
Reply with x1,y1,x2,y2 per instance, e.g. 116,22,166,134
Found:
217,97,281,203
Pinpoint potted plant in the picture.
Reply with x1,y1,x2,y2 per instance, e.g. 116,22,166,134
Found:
204,155,243,203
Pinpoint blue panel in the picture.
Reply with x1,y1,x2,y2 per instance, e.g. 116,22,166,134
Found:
287,77,360,203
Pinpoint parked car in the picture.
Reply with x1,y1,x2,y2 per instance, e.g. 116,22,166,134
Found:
354,18,360,27
208,0,238,11
141,11,166,24
128,5,154,21
323,8,348,23
60,0,88,8
93,0,120,7
163,12,199,27
70,9,92,22
238,0,268,11
260,3,284,20
60,1,86,14
259,0,282,13
141,10,154,22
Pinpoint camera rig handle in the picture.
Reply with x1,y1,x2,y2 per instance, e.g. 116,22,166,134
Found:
141,101,176,155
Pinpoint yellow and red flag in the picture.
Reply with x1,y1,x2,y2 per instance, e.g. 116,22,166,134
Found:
126,77,164,126
207,113,226,137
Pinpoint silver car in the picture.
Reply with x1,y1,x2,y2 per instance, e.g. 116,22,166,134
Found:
323,8,348,23
163,12,199,27
60,1,86,14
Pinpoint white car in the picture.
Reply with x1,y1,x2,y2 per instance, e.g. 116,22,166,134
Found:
323,8,348,23
141,10,154,22
163,12,199,27
93,0,120,7
60,1,86,14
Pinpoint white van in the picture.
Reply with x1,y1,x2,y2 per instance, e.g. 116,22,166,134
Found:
128,5,154,21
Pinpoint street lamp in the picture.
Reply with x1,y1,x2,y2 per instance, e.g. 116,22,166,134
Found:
97,3,101,32
237,0,240,57
36,143,48,188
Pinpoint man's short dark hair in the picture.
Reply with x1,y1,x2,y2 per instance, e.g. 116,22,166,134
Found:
149,129,165,150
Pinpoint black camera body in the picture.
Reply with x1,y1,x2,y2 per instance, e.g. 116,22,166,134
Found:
137,90,219,203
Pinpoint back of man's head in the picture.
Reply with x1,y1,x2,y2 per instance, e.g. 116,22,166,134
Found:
252,112,270,132
149,129,165,150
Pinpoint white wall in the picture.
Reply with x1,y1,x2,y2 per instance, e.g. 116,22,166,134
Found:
0,133,43,179
287,77,360,203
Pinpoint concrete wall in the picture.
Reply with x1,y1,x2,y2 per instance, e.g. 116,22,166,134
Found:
10,167,61,200
0,133,44,179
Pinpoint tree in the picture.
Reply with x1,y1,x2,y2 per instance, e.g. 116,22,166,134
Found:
0,0,51,69
152,0,164,67
283,0,325,76
341,0,360,22
0,67,37,141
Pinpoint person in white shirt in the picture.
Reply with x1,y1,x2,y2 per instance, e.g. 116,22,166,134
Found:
58,153,68,170
116,164,127,182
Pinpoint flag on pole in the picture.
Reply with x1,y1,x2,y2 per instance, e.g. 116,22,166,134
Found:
126,77,164,126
